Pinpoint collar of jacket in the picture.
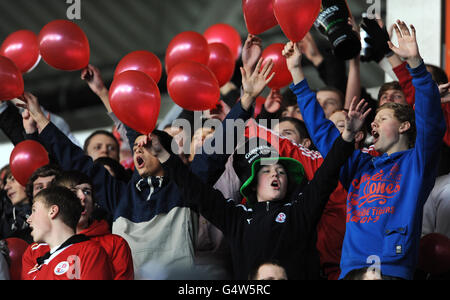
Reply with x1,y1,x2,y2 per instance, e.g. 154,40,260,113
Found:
370,150,408,169
252,200,287,213
135,176,165,192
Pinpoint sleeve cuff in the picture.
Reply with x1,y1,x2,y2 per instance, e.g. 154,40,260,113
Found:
289,79,310,95
406,60,426,77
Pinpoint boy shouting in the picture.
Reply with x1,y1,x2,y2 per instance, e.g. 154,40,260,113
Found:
284,20,446,279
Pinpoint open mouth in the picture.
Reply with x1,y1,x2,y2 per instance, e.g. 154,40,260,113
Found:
135,156,145,169
271,180,280,190
372,131,380,143
7,192,16,199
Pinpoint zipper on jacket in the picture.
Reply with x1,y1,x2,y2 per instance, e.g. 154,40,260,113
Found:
266,202,270,212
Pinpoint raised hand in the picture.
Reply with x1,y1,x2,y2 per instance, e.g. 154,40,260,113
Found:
282,41,304,84
240,58,275,111
388,20,422,68
81,64,107,96
81,64,112,112
242,34,263,74
16,92,50,134
342,97,372,142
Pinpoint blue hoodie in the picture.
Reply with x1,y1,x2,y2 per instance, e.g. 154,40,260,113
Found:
291,63,446,279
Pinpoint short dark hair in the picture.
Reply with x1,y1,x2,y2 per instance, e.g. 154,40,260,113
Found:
83,130,119,154
278,117,312,142
317,86,345,107
343,267,370,280
426,64,449,85
281,89,297,109
25,164,62,200
54,170,93,190
377,81,403,102
94,157,131,182
34,186,83,231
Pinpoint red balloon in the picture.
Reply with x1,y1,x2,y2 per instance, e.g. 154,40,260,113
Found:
207,43,235,87
261,43,292,89
109,70,161,135
38,20,90,71
114,50,162,83
5,238,29,280
418,233,450,275
273,0,322,42
0,56,24,101
165,31,209,75
243,0,278,35
0,30,40,74
167,61,220,111
9,140,50,187
204,24,242,61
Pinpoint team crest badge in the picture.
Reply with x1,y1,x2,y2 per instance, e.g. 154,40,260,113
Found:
275,212,286,223
54,261,70,276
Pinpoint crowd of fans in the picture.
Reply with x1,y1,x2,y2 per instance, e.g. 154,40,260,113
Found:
1,8,450,281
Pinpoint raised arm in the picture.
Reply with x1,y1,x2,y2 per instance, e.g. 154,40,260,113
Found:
389,20,446,169
283,41,341,156
19,92,128,214
191,57,275,185
298,97,371,228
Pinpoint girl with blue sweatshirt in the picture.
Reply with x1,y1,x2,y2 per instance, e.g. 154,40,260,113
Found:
283,20,446,279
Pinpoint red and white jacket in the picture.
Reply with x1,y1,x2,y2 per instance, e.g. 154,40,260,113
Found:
22,236,112,280
22,220,134,280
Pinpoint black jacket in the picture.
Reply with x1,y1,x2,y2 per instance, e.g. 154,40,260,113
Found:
162,135,355,279
0,192,32,244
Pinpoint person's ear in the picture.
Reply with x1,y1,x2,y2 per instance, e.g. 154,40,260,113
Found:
301,138,312,149
48,205,59,220
399,121,411,134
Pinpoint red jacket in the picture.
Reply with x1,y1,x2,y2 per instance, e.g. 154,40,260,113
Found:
22,220,134,280
394,62,450,147
23,238,112,280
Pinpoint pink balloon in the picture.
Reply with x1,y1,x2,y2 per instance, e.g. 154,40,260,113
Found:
165,31,210,75
109,71,161,135
167,61,220,111
242,0,278,35
207,43,235,87
38,20,90,71
261,43,292,89
0,30,40,74
114,50,162,83
9,140,50,187
204,24,242,61
0,56,24,101
273,0,321,42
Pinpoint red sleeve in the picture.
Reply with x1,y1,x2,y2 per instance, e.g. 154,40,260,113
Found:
78,244,113,280
442,103,450,147
244,119,323,180
109,235,134,280
21,245,35,280
393,61,416,106
21,244,48,280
